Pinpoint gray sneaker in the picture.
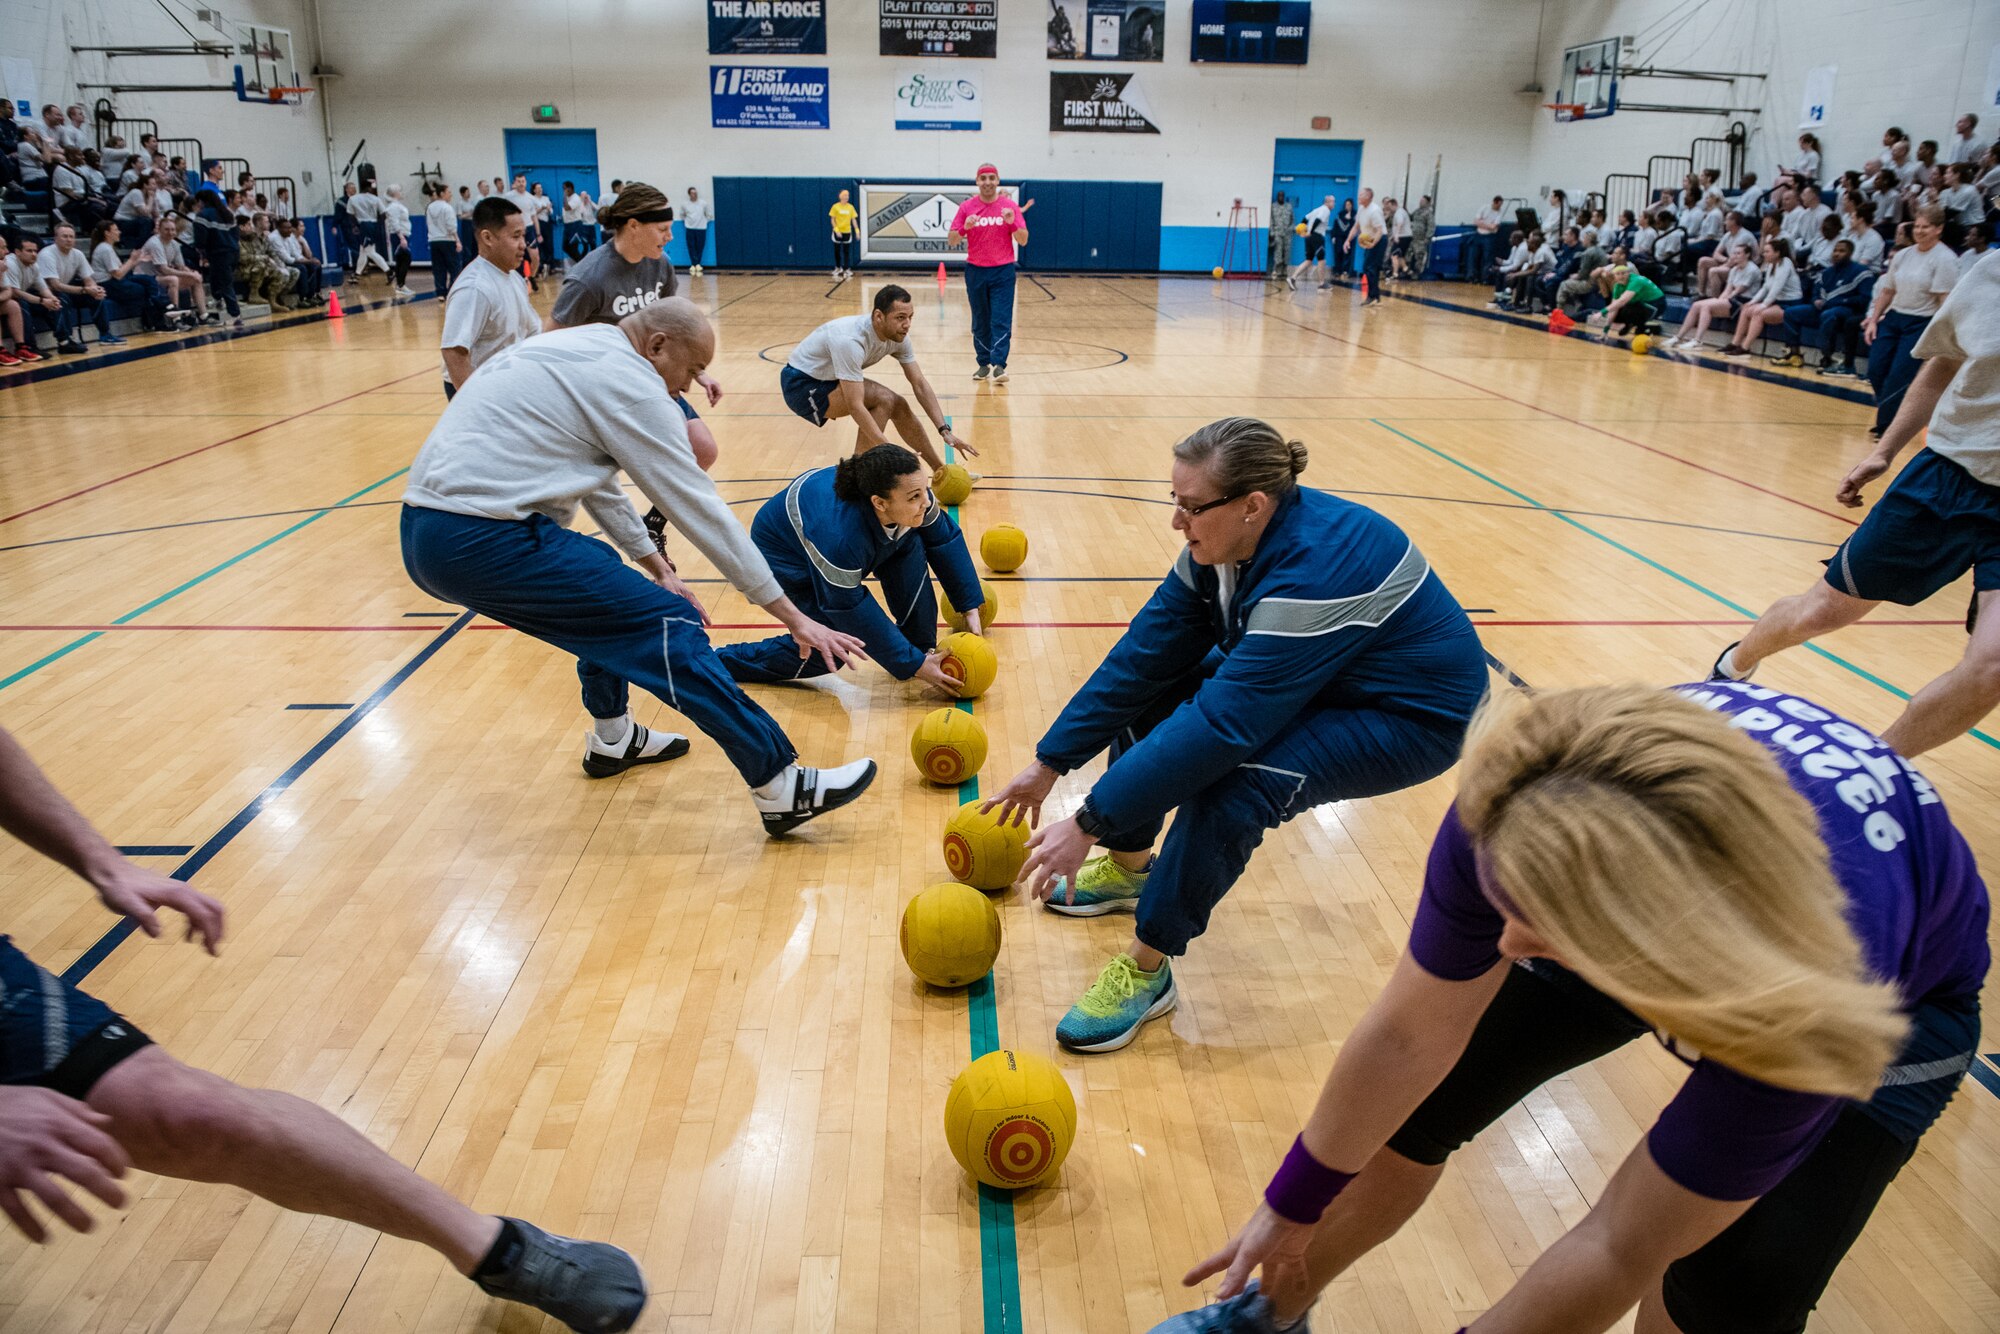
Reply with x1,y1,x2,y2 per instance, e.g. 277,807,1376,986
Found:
1148,1281,1311,1333
472,1217,647,1332
973,364,991,380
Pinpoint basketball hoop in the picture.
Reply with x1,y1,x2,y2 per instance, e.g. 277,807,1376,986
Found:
1544,103,1587,123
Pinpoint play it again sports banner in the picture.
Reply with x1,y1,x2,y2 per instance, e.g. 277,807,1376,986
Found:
707,0,826,55
880,1,998,58
1049,71,1159,133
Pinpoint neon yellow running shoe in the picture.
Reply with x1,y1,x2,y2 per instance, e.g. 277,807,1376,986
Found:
1057,953,1176,1053
1044,854,1150,917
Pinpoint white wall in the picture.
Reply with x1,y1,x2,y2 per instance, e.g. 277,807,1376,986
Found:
3,0,337,209
312,0,1544,230
1524,0,1999,211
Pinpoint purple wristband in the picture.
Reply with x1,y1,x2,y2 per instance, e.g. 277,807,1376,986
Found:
1263,1135,1356,1225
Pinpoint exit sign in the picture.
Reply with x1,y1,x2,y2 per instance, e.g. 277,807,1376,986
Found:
532,104,561,124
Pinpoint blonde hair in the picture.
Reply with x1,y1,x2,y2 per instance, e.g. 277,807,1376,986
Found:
1172,417,1308,499
1454,684,1907,1097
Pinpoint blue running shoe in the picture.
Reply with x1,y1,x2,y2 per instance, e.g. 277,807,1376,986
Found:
472,1217,647,1332
1056,954,1176,1052
1045,854,1150,917
1148,1282,1311,1333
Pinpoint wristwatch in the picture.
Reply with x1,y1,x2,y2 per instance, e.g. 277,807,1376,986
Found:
1073,798,1109,839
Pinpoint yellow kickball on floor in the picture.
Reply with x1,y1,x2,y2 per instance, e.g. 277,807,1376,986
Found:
1631,333,1652,353
900,882,1002,989
1211,266,1225,279
941,580,1001,632
945,1049,1077,1189
910,706,987,785
937,631,997,698
942,798,1027,889
934,464,974,506
980,525,1029,574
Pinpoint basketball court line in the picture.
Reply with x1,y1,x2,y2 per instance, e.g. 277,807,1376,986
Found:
1370,419,1999,750
1226,291,1864,528
0,466,412,691
0,370,434,525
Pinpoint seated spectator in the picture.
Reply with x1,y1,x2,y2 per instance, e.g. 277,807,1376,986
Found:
89,220,171,332
0,234,41,364
130,133,159,174
37,222,122,348
1843,199,1888,272
1909,139,1942,194
52,148,108,230
1668,244,1760,349
1650,211,1686,283
14,124,53,190
272,217,324,302
1976,145,2000,202
1956,222,1991,278
1729,170,1765,218
1695,210,1755,295
1939,162,1985,247
112,170,162,248
135,214,208,328
1785,132,1822,187
1863,204,1958,437
272,185,294,221
37,105,69,152
1885,138,1920,189
1723,238,1801,355
1807,213,1845,273
6,235,82,355
1588,258,1664,340
232,188,255,222
59,104,89,152
1831,169,1866,216
1487,228,1528,295
79,148,109,197
1606,208,1639,254
1862,169,1905,236
1947,112,1981,163
1770,238,1874,372
1780,184,1830,253
99,135,131,182
1555,231,1612,314
237,215,298,309
1502,228,1558,310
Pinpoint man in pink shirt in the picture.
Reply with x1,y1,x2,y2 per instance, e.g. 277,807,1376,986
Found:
948,163,1031,381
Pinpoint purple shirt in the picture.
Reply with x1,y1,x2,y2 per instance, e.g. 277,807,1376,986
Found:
1410,682,1989,1200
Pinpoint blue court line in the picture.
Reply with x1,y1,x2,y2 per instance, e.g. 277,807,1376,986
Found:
285,703,353,710
116,845,193,857
1971,1056,2000,1101
1370,419,2000,752
0,467,410,693
0,500,403,554
60,611,475,986
945,437,1023,1334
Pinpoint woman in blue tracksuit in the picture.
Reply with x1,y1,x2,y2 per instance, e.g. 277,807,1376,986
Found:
717,444,987,695
985,418,1490,1053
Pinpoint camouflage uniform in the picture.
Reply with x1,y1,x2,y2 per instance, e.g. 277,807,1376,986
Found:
1269,198,1294,278
241,230,297,308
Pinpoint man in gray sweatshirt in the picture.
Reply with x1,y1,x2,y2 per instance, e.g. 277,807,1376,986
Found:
401,297,879,835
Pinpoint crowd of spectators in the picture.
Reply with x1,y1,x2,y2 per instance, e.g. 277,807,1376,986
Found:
0,101,329,365
1465,112,1997,434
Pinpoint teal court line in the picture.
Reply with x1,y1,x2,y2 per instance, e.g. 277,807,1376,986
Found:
1368,420,1998,751
0,468,412,693
945,434,1024,1334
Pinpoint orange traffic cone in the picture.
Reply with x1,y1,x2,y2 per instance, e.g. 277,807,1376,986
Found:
1547,309,1575,335
936,261,947,294
1359,275,1369,301
326,289,344,320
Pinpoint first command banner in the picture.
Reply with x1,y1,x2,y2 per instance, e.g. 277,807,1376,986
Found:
708,0,827,55
711,66,831,129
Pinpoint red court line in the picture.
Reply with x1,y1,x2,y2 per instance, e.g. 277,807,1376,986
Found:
1235,297,1862,528
0,619,1964,633
0,368,437,526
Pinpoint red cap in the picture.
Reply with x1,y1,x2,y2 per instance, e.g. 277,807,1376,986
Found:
976,163,998,178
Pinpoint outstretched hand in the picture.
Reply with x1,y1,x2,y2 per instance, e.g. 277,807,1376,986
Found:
93,862,225,956
979,760,1057,830
0,1086,132,1242
1182,1201,1315,1306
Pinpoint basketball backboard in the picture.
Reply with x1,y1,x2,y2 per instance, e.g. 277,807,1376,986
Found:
1554,38,1620,121
232,24,307,105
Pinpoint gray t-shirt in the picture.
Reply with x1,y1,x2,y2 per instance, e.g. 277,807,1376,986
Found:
787,313,917,382
550,241,677,326
1913,249,2000,486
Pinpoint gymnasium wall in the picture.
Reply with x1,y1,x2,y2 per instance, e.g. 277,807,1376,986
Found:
5,0,337,210
307,0,1543,271
1523,0,2000,215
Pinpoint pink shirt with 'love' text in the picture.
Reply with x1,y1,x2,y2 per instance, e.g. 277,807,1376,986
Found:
951,194,1023,267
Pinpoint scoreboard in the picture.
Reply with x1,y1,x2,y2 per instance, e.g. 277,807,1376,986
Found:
1189,0,1310,65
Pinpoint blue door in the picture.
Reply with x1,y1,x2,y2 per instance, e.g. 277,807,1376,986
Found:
1273,138,1362,267
504,128,600,260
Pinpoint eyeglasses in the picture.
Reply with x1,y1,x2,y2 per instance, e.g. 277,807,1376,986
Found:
1169,491,1243,518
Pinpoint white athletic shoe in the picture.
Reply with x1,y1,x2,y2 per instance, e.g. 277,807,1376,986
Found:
581,721,690,778
753,759,878,836
690,264,703,275
394,286,414,298
832,268,843,279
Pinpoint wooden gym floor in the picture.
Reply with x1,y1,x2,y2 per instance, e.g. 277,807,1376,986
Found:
0,272,1995,1333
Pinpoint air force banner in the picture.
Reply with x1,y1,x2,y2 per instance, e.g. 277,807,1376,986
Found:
708,1,827,56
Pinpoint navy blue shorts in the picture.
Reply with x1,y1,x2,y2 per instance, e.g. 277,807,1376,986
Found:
780,365,840,427
0,938,152,1098
1825,449,2000,606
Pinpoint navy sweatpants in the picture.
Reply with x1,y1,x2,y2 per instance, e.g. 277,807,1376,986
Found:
717,538,939,683
1095,657,1469,957
964,261,1016,368
400,505,795,787
1868,309,1931,435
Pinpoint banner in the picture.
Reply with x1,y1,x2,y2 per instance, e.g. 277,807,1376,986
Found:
1799,64,1835,130
1189,1,1310,65
0,56,37,120
860,182,1019,262
1048,1,1164,61
894,70,983,131
1050,71,1159,133
1983,42,2000,116
710,66,830,129
880,1,998,58
707,1,826,55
